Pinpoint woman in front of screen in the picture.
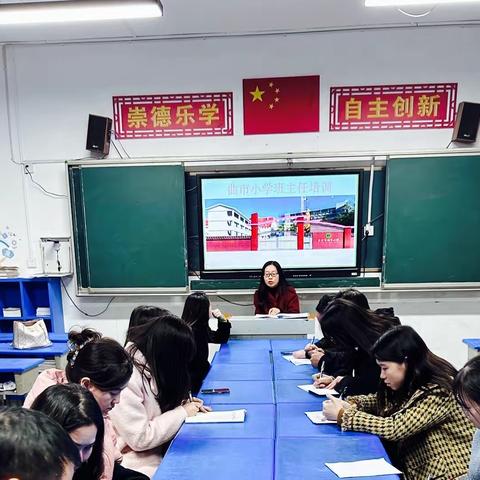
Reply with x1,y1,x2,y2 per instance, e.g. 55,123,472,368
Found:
253,260,299,315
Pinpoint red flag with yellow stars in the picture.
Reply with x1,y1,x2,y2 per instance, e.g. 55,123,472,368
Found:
243,75,319,135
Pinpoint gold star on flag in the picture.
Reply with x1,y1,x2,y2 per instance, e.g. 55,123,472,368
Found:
250,86,265,102
269,82,274,88
275,88,280,93
274,97,279,103
269,104,274,109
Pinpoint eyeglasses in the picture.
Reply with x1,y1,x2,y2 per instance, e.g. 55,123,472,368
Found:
264,272,278,278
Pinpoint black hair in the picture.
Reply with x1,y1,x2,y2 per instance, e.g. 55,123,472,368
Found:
373,325,456,411
315,293,335,315
0,407,80,480
126,306,170,344
256,260,290,313
127,314,196,412
66,328,133,391
335,288,370,310
453,355,480,410
320,298,399,353
31,383,104,480
182,291,210,328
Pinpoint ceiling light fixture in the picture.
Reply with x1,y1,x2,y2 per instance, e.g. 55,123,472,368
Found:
0,0,163,25
366,0,480,5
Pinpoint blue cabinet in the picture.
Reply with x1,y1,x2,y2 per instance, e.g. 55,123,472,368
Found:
0,278,64,334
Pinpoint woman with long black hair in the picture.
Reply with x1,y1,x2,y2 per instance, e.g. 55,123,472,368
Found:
253,260,299,315
181,291,231,394
313,298,399,395
110,314,208,478
323,325,474,479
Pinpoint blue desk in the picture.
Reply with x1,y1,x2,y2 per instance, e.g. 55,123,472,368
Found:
178,404,275,440
0,357,44,395
463,338,480,359
0,342,68,369
153,438,274,480
0,333,67,342
205,363,272,382
199,380,275,405
213,348,271,364
276,402,372,439
276,437,399,480
271,338,310,353
224,339,272,350
273,358,316,380
275,379,325,404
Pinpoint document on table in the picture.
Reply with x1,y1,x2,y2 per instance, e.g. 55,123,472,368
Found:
255,312,309,319
297,384,339,396
305,411,336,424
185,409,247,424
325,458,402,478
282,355,312,366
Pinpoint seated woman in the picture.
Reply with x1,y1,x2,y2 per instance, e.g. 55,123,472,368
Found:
253,260,299,315
181,291,231,394
453,355,480,480
31,383,105,480
24,328,138,480
0,407,80,480
125,305,170,345
110,314,208,478
323,325,474,480
313,298,399,395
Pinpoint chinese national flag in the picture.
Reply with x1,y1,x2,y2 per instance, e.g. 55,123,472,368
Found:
243,75,319,135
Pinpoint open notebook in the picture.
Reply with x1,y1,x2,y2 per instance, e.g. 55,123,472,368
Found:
255,312,309,319
305,411,336,424
185,409,247,424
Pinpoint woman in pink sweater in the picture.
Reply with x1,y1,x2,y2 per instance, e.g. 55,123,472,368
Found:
24,328,146,480
110,313,207,478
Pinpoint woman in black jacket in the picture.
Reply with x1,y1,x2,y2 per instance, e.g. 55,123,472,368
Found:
181,292,231,394
314,298,400,396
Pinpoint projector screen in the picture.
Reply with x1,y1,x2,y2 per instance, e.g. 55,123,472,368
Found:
198,171,362,278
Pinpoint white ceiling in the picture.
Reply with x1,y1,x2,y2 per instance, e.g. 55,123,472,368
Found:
0,0,479,44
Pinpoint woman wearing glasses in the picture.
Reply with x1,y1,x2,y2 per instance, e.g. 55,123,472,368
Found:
254,260,300,315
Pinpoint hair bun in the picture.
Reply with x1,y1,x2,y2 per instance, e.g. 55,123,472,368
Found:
67,328,102,348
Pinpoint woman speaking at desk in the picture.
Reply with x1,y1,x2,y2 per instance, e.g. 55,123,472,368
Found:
254,261,299,315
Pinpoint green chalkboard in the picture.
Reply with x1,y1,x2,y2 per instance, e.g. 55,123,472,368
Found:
69,164,187,291
383,155,480,285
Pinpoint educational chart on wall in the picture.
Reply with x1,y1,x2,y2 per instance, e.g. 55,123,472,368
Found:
199,172,361,277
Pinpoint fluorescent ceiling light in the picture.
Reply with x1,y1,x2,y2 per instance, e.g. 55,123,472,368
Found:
366,0,480,5
0,0,163,25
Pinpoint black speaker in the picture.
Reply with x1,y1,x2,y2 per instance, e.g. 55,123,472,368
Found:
86,114,112,155
452,102,480,143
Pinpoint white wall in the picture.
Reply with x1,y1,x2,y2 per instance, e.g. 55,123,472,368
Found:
0,25,479,368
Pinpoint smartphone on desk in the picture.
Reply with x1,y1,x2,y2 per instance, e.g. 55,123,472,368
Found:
201,387,230,394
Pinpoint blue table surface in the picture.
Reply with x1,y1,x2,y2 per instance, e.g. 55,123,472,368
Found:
153,437,274,480
0,357,44,372
205,362,273,382
223,339,272,350
0,342,68,356
275,379,326,404
463,338,480,349
276,402,373,439
276,437,399,480
177,403,275,440
273,357,317,381
213,348,271,364
198,380,275,405
270,338,311,353
0,333,68,342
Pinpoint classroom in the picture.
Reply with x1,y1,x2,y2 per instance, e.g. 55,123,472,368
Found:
0,1,480,480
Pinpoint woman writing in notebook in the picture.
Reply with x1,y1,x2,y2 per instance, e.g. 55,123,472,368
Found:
253,260,299,315
323,325,474,480
109,313,209,478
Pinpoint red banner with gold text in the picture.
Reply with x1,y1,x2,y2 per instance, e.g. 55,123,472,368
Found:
113,92,233,139
330,83,457,131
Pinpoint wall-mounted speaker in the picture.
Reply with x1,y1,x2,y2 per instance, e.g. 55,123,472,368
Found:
452,102,480,143
86,114,112,155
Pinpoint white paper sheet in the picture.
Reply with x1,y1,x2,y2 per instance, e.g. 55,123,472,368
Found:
282,355,312,366
297,384,339,396
255,312,309,319
325,458,402,478
305,411,336,424
185,409,247,424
